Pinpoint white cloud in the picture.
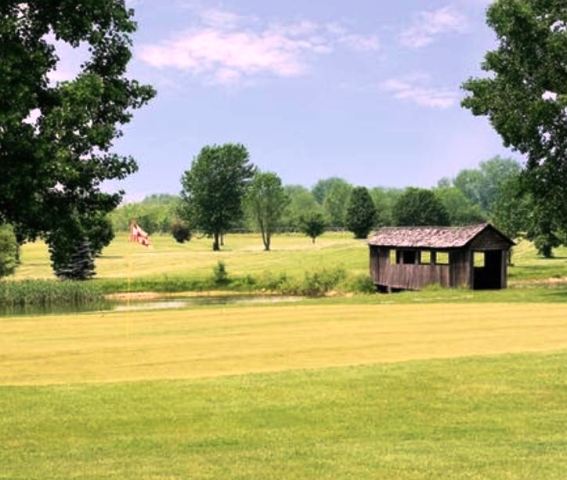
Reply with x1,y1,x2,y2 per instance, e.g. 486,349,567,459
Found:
380,76,459,109
138,8,379,85
400,6,467,48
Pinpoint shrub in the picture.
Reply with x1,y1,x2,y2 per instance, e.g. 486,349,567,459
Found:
171,221,192,243
212,261,229,285
300,267,347,296
0,224,18,278
344,274,376,294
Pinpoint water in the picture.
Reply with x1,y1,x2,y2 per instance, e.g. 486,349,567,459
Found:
0,295,303,317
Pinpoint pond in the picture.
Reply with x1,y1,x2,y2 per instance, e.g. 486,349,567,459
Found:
0,295,303,317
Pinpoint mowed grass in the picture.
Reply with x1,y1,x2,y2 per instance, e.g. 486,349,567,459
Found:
2,303,567,385
1,303,567,478
14,232,567,286
14,232,368,281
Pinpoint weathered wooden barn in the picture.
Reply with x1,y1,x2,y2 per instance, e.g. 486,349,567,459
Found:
368,224,514,291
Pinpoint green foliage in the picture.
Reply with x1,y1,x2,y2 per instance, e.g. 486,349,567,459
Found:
280,186,319,231
451,157,522,214
434,187,486,225
171,221,192,244
0,1,155,259
369,187,403,226
346,187,378,238
393,188,450,226
492,174,533,239
0,280,102,307
86,215,114,257
0,224,18,278
245,172,289,250
462,0,567,232
52,239,96,281
300,267,347,296
344,274,377,294
212,261,229,285
299,211,327,243
322,180,353,228
180,144,255,250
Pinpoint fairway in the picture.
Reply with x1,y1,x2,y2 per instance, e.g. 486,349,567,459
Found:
1,301,567,479
2,303,567,385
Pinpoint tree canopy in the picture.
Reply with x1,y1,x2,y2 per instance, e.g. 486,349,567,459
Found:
393,188,450,227
0,1,155,274
346,187,377,239
180,144,255,251
245,172,289,251
462,0,567,233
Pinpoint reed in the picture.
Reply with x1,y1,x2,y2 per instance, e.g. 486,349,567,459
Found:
0,280,103,307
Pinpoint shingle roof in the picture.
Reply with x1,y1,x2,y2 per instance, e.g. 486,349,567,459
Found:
368,223,512,249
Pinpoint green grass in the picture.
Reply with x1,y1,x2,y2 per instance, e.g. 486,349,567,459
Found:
1,293,567,478
1,351,567,479
13,233,567,295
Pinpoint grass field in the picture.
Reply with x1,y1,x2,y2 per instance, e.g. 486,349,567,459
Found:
14,232,567,285
3,233,567,478
1,302,567,478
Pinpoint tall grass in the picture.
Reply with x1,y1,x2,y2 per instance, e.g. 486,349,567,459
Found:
0,280,103,308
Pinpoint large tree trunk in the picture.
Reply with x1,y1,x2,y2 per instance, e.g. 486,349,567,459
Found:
213,232,220,251
263,232,271,251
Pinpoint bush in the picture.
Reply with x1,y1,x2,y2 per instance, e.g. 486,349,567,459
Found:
343,274,376,294
300,267,347,296
171,221,192,243
0,224,18,278
212,261,229,285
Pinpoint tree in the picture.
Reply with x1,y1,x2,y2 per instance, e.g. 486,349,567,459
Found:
0,224,18,278
0,1,155,274
346,187,377,239
171,221,192,244
245,172,289,251
53,239,96,281
369,187,403,226
312,177,350,204
393,188,450,226
322,181,353,228
434,187,486,225
300,211,327,243
86,215,114,257
180,144,255,251
462,0,567,233
452,157,522,214
280,186,319,231
492,174,532,239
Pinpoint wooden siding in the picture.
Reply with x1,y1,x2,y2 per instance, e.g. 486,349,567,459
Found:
377,263,450,290
449,250,472,288
468,227,512,251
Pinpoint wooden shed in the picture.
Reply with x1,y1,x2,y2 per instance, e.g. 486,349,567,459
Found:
368,223,514,291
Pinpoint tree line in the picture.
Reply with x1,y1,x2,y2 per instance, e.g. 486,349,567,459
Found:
108,151,563,256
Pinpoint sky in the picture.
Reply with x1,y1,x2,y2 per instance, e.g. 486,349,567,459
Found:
53,0,521,200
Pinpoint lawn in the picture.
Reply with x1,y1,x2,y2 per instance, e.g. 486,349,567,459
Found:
1,301,567,478
14,232,567,286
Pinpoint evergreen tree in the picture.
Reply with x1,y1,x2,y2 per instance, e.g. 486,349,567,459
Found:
346,187,378,238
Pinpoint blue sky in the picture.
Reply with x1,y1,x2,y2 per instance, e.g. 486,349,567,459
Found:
58,0,521,200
